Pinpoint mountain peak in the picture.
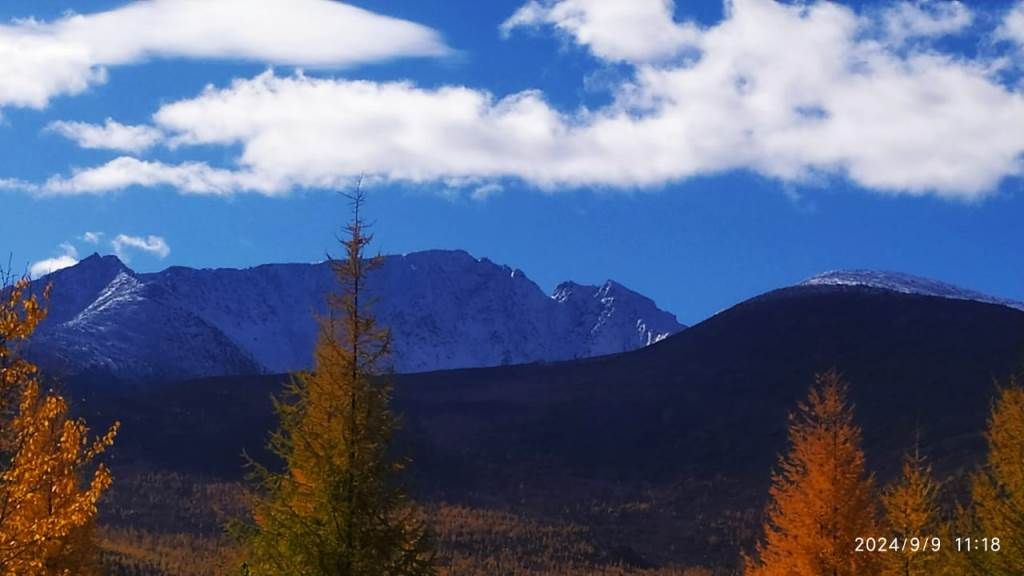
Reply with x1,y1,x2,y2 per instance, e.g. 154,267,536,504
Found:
33,253,133,325
73,252,130,274
595,279,635,299
550,278,685,352
29,249,683,380
801,269,1024,311
553,279,652,305
551,281,587,302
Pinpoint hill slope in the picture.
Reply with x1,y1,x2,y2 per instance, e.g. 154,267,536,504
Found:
74,281,1024,568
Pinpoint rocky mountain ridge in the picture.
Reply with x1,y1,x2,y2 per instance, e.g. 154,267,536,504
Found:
28,250,684,381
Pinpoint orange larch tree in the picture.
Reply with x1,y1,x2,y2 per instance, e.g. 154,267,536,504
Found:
745,370,880,576
966,378,1024,575
0,276,118,575
880,448,957,576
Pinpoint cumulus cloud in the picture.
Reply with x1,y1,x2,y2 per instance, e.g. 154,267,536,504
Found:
500,0,700,63
999,1,1024,51
151,74,570,190
42,157,276,196
881,1,973,44
81,231,103,244
29,242,78,278
0,0,449,109
47,118,163,152
27,0,1024,201
111,234,170,260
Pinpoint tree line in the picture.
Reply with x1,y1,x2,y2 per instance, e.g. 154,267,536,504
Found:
0,189,434,575
744,370,1024,576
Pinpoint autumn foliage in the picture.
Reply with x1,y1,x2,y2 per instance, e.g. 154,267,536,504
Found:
745,371,879,576
878,449,957,576
965,378,1024,575
239,191,435,575
0,276,118,575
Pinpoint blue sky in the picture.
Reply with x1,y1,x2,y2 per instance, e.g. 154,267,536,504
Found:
1,0,1023,324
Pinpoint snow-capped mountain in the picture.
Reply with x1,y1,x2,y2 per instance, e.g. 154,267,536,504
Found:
552,280,675,357
27,251,684,381
801,270,1024,311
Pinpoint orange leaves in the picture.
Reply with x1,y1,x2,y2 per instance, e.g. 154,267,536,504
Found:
878,453,951,576
983,384,1024,498
746,371,879,576
967,379,1024,574
0,280,50,393
0,275,117,575
0,279,49,347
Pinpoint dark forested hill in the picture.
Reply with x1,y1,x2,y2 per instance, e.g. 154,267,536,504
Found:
71,283,1024,569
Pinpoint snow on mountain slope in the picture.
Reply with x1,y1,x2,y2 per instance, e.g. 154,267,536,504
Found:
552,280,679,358
38,253,129,325
144,262,335,375
29,269,261,381
28,250,685,381
801,270,1024,311
369,251,565,372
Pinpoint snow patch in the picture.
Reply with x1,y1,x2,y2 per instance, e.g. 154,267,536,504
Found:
802,270,1024,311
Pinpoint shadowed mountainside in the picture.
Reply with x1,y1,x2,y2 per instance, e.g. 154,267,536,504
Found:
70,282,1024,569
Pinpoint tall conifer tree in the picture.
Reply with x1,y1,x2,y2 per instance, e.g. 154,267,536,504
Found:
745,370,880,576
966,378,1024,575
240,188,435,575
880,447,955,576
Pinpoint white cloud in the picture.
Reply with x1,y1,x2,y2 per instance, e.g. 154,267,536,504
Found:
0,0,449,109
42,156,279,196
0,176,34,191
471,183,504,201
28,0,1024,201
150,73,570,189
881,1,973,44
47,118,163,152
29,242,78,278
998,1,1024,51
111,234,170,260
500,0,700,63
29,255,79,279
81,231,103,244
28,233,169,270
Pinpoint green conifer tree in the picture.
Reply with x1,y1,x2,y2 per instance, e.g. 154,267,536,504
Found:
239,188,435,576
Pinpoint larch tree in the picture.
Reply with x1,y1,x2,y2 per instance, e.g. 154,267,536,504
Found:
240,189,435,576
879,447,956,576
966,377,1024,575
745,370,880,576
0,275,119,575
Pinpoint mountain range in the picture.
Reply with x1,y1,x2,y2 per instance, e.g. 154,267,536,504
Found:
78,268,1024,569
27,250,684,381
